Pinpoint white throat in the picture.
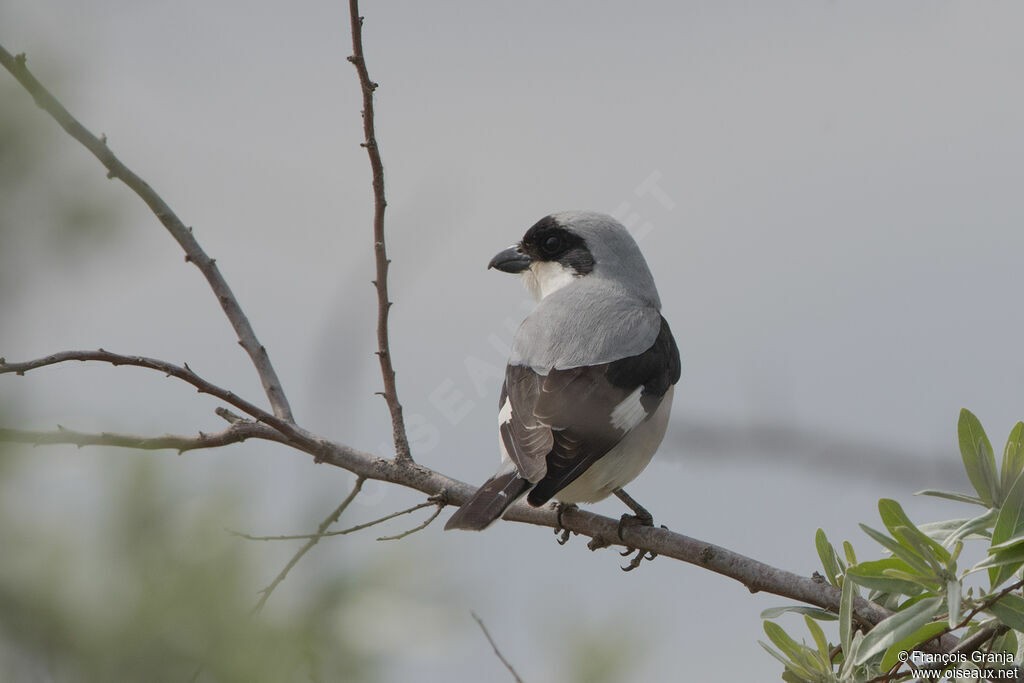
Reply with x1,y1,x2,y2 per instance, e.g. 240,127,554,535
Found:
522,261,579,300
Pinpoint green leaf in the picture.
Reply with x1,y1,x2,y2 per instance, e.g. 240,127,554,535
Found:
879,499,951,564
838,631,862,678
881,569,941,591
943,509,998,547
918,517,983,546
840,573,854,656
990,530,1024,551
893,526,944,573
762,622,819,678
859,523,932,575
759,641,796,671
946,578,961,629
846,559,925,595
949,540,963,568
843,541,857,566
958,409,999,506
760,606,838,621
805,615,830,663
878,621,948,671
991,630,1017,662
989,593,1024,632
763,621,804,661
916,489,986,506
990,471,1024,588
972,544,1024,582
1002,422,1024,495
853,596,943,666
815,528,842,585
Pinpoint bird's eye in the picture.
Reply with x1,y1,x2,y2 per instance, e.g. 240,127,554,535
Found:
542,234,562,254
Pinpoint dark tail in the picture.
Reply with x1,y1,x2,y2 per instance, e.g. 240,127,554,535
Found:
445,469,531,531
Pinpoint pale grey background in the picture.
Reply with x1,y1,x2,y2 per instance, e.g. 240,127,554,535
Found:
3,1,1024,680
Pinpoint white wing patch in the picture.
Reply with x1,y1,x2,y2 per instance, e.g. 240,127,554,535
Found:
610,386,647,432
498,396,513,425
497,396,514,465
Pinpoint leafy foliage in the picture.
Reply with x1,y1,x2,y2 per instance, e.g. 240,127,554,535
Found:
761,410,1024,681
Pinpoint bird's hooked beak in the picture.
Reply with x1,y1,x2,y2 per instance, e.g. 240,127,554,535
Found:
488,245,532,274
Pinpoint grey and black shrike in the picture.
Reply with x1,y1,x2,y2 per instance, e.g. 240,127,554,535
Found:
445,211,680,532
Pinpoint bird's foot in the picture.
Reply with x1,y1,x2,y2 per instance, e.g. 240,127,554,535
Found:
552,502,578,545
613,488,660,571
613,488,653,526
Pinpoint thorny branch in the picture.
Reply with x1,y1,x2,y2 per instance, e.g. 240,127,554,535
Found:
0,46,293,423
0,12,981,664
251,477,366,614
0,350,296,437
346,0,412,464
375,504,444,541
231,496,443,543
0,421,288,454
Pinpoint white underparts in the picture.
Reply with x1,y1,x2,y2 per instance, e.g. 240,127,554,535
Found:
610,386,647,432
556,386,674,504
522,261,579,300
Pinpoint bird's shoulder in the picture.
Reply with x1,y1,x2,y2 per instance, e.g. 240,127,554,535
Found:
510,281,663,370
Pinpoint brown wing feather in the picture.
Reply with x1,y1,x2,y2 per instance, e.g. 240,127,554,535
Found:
527,365,631,505
501,367,552,482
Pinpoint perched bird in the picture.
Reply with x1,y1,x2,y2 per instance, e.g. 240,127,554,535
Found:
445,211,680,535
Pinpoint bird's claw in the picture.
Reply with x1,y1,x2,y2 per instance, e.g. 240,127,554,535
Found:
616,514,665,571
552,502,578,546
620,548,658,571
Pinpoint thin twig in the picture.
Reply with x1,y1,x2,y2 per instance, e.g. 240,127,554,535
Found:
232,500,436,541
949,623,1006,656
471,612,525,683
376,501,445,541
0,45,293,423
0,350,300,441
251,477,366,614
346,0,412,464
0,421,288,453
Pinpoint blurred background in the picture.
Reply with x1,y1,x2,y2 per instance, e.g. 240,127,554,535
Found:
2,1,1024,681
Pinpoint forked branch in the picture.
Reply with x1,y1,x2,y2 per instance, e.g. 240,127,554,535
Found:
251,476,367,613
0,45,293,423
